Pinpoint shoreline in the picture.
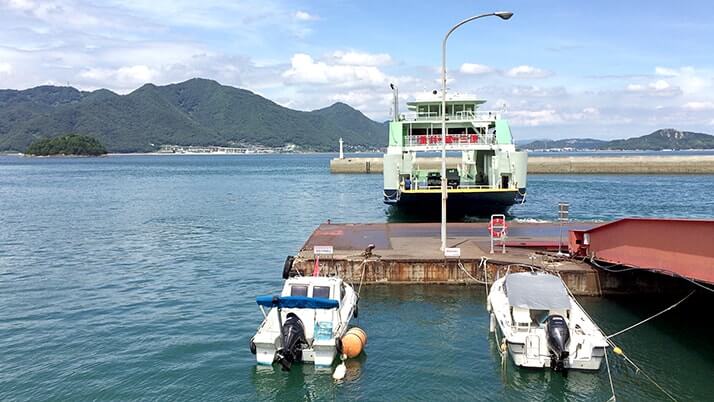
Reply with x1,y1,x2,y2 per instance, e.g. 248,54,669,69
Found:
4,149,714,156
330,155,714,174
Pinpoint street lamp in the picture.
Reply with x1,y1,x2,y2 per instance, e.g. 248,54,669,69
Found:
440,11,513,251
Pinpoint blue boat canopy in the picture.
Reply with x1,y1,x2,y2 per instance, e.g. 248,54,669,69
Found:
256,295,339,309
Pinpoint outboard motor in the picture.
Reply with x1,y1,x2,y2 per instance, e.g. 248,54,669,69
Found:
275,313,307,371
545,315,570,372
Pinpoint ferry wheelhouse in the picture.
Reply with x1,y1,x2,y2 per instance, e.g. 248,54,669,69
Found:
383,91,527,215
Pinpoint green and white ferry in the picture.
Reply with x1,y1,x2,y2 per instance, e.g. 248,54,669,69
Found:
383,89,527,215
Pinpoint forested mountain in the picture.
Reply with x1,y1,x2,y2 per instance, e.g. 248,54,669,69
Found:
522,129,714,151
521,138,607,150
601,129,714,150
0,78,387,152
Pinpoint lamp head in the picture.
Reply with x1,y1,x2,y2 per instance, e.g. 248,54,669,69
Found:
495,11,513,20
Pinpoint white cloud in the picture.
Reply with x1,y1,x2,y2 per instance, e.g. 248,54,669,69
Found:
509,85,566,98
332,50,391,66
509,109,563,126
459,63,494,75
626,79,681,97
654,66,679,77
505,65,551,78
682,101,714,111
652,80,671,90
653,66,710,94
329,91,392,116
282,53,387,87
507,105,601,127
79,65,157,86
0,62,12,74
294,10,318,21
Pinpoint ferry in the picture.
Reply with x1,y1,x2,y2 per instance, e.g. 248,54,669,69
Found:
382,88,527,215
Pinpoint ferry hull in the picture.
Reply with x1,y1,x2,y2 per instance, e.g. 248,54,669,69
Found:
384,188,525,217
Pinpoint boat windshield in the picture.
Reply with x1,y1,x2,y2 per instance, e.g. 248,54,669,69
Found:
313,286,331,299
290,285,308,297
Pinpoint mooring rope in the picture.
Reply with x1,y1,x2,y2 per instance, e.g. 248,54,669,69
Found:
356,259,368,297
481,257,490,302
557,273,679,402
680,277,714,293
457,260,489,284
604,348,617,402
587,256,714,293
606,290,695,339
588,257,642,273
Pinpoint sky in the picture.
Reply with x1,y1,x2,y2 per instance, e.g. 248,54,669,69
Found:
1,0,714,140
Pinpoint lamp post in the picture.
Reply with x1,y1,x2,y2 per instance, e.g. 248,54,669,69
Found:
440,11,513,251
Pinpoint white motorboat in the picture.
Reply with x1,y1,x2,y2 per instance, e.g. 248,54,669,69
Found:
487,271,608,372
250,276,358,370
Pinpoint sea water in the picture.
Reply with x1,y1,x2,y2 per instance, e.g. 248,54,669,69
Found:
1,154,712,401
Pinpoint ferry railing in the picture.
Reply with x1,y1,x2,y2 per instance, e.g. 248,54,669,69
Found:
404,111,499,121
401,181,496,191
405,133,496,147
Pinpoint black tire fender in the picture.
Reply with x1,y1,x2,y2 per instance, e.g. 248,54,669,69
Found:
353,305,359,318
282,255,295,279
249,338,257,355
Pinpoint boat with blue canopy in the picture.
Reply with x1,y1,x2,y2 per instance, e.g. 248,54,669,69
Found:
250,276,358,370
255,295,340,310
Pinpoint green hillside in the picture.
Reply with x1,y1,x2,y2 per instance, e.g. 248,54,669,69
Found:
0,78,387,153
522,129,714,151
601,129,714,150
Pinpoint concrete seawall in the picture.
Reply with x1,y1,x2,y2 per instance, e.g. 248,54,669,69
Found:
330,155,714,174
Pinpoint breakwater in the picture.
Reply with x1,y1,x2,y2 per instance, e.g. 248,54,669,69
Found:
330,155,714,174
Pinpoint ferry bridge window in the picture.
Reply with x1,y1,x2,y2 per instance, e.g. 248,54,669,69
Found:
313,286,331,299
290,285,308,297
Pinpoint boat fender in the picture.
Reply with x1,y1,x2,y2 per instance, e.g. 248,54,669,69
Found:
341,327,367,358
332,361,347,380
353,305,359,319
282,255,295,279
335,337,343,354
249,338,257,355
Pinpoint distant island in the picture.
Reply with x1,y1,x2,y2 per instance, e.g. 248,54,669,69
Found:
521,129,714,151
25,134,107,156
0,78,386,153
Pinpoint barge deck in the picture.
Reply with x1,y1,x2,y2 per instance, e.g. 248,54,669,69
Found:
290,222,690,296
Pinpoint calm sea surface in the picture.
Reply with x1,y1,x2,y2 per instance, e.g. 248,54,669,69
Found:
1,154,712,401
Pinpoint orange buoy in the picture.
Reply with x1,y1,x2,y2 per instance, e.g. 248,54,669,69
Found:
341,327,367,358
